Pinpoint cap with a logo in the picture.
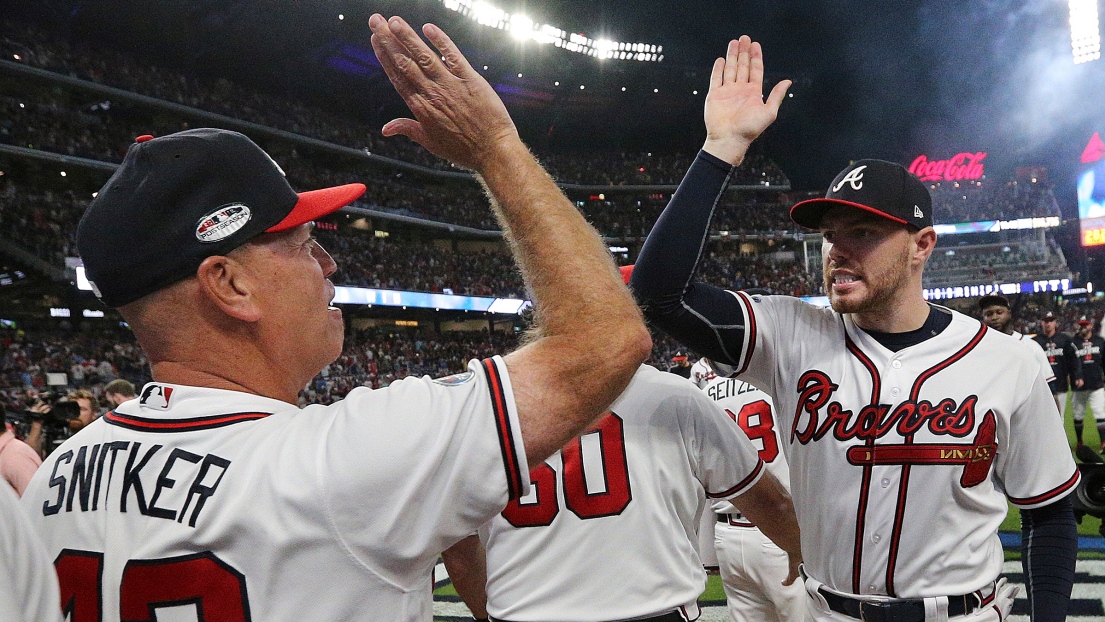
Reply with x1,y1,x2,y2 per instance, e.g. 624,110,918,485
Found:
790,159,932,230
1042,311,1057,321
1079,316,1094,326
978,293,1009,310
77,129,366,307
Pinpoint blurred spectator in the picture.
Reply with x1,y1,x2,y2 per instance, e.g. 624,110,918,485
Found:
103,378,136,408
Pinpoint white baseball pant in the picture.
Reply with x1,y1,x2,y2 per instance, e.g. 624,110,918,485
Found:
1071,388,1105,423
716,521,805,622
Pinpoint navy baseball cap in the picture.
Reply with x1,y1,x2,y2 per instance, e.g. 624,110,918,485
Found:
978,294,1009,310
77,129,366,307
790,159,932,230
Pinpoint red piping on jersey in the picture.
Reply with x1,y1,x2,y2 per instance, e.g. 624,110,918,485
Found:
103,410,270,432
885,322,987,596
482,359,525,501
1008,470,1081,506
707,459,764,499
733,291,757,376
845,330,880,594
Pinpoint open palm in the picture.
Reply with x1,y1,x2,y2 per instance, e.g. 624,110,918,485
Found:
703,36,791,165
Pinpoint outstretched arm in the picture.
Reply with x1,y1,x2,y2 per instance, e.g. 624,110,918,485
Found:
729,471,802,585
369,16,650,467
632,37,789,364
441,535,489,620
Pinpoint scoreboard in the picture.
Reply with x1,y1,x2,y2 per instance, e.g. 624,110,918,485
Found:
1080,132,1105,246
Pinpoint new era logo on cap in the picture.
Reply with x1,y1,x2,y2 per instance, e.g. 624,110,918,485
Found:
790,159,933,230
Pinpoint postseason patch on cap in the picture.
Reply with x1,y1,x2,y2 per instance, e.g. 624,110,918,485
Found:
196,204,252,243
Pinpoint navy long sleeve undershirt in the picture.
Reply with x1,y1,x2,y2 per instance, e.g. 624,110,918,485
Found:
1021,498,1077,622
631,150,750,365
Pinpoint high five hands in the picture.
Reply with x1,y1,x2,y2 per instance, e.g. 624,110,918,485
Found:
702,35,791,166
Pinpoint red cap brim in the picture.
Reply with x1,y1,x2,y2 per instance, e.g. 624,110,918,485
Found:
789,198,909,230
619,264,635,285
266,183,366,232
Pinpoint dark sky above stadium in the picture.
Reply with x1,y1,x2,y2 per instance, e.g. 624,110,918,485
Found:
15,0,1105,204
580,0,1105,200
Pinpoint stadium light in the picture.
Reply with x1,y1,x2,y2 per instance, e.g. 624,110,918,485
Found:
439,0,664,62
1070,0,1102,64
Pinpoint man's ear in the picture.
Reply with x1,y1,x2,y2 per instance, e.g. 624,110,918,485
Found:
913,226,937,266
196,254,262,322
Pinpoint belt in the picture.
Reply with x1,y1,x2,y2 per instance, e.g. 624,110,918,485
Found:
817,587,978,622
716,512,754,526
491,613,684,622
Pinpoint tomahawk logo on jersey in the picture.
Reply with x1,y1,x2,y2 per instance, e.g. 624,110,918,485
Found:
724,294,1079,598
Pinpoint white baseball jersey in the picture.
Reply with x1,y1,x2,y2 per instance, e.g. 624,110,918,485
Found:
724,294,1079,599
691,357,719,389
480,364,764,622
699,371,805,622
21,357,528,621
1011,330,1057,395
0,480,62,622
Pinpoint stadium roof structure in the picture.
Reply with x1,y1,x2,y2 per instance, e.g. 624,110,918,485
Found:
6,0,1105,193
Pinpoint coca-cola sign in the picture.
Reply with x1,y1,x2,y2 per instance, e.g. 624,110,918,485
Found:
908,152,987,182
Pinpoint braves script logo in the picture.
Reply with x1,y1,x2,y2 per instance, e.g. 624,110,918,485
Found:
908,152,987,182
792,371,997,486
139,384,174,409
832,165,867,192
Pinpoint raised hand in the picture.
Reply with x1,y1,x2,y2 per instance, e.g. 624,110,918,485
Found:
368,14,519,171
702,36,791,166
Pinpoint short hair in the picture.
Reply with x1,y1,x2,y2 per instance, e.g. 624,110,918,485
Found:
0,402,6,427
104,379,137,398
67,389,97,406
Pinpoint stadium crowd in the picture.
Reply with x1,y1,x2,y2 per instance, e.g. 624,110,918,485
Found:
1,20,792,188
0,322,701,415
929,178,1062,223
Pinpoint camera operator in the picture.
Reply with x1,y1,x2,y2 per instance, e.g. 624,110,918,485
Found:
24,390,98,458
0,403,42,496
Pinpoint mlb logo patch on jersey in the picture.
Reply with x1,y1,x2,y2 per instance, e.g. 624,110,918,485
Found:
139,384,174,409
434,371,475,386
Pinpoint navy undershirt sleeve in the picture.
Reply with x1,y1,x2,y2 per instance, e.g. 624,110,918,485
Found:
630,151,750,366
1020,497,1077,622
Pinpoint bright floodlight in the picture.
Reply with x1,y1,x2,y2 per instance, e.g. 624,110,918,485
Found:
438,0,663,62
1070,0,1101,64
510,14,534,40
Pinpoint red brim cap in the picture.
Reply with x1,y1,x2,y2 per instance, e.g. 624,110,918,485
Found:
619,264,635,285
789,198,909,230
266,183,366,233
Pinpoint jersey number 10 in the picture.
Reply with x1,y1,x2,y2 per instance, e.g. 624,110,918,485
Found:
501,413,631,528
55,550,250,621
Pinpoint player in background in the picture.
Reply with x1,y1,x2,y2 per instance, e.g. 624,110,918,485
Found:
1072,315,1105,450
978,294,1058,413
21,15,650,621
630,35,1077,621
0,480,61,622
698,358,806,622
1034,310,1082,415
443,364,801,622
